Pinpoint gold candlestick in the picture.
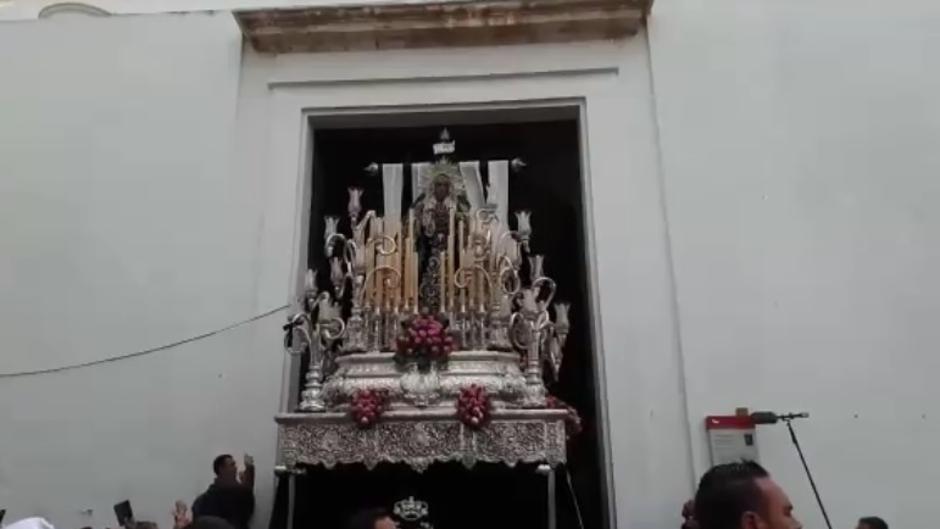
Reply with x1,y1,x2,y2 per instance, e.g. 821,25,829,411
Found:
476,268,483,311
406,246,412,310
458,218,466,310
412,248,418,311
367,217,376,307
439,250,446,313
402,234,409,311
407,209,416,310
447,207,455,311
489,224,499,307
396,230,402,309
376,217,384,309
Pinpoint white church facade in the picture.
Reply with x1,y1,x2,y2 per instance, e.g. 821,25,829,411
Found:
1,1,939,529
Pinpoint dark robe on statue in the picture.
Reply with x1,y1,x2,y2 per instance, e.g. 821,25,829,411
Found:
412,171,470,314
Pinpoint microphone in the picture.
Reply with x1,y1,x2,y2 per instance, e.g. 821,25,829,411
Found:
747,410,830,529
750,411,809,425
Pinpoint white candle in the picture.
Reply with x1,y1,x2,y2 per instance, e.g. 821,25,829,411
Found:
348,188,363,219
447,207,455,311
439,250,446,312
396,231,403,308
376,217,385,309
515,210,532,235
324,216,339,241
529,254,545,280
352,245,365,272
554,302,570,329
476,268,484,311
411,240,416,310
367,218,376,305
458,218,465,310
330,257,343,287
402,234,409,310
507,240,520,267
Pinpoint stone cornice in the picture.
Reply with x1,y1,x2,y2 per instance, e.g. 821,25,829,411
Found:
235,0,652,53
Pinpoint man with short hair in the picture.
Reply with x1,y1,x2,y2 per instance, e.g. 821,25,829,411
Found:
857,517,888,529
694,461,802,529
192,454,255,529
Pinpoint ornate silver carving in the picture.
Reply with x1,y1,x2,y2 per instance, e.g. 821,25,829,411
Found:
395,496,432,529
285,270,347,412
277,409,567,472
400,364,442,407
279,130,575,468
322,351,531,408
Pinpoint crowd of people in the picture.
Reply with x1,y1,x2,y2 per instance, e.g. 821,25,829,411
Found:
1,455,256,529
1,457,889,529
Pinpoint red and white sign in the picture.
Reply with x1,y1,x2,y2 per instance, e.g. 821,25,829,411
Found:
705,415,759,466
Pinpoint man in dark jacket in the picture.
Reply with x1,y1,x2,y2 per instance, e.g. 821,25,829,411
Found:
192,454,255,529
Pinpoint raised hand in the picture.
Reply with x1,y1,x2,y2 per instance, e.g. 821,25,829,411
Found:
172,500,191,529
239,454,256,489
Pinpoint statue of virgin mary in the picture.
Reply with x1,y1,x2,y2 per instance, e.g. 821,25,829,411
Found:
411,160,471,314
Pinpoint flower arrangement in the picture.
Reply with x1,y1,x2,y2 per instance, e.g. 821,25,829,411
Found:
456,384,492,429
395,315,455,371
349,388,390,428
546,395,583,439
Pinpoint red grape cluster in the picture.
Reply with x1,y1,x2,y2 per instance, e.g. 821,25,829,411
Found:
349,388,389,428
546,395,583,439
395,315,455,367
456,384,491,429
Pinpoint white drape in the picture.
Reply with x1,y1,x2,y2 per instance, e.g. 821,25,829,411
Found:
411,162,431,202
381,163,403,231
459,161,485,209
487,160,510,225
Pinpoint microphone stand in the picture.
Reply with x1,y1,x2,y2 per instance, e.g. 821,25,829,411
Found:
783,418,833,529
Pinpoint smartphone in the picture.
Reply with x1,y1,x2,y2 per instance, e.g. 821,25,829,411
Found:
114,500,134,527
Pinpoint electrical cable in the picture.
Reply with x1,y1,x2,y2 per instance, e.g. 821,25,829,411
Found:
0,304,288,379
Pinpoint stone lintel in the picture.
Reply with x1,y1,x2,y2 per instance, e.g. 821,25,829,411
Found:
235,0,652,53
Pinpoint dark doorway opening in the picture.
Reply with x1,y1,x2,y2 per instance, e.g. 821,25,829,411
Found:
297,114,606,529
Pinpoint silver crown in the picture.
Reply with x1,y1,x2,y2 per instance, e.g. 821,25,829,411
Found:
432,128,455,156
393,496,429,521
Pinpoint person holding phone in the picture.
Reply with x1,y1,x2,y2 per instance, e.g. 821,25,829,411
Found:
192,454,255,529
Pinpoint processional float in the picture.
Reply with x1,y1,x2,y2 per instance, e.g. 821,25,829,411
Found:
277,130,581,528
